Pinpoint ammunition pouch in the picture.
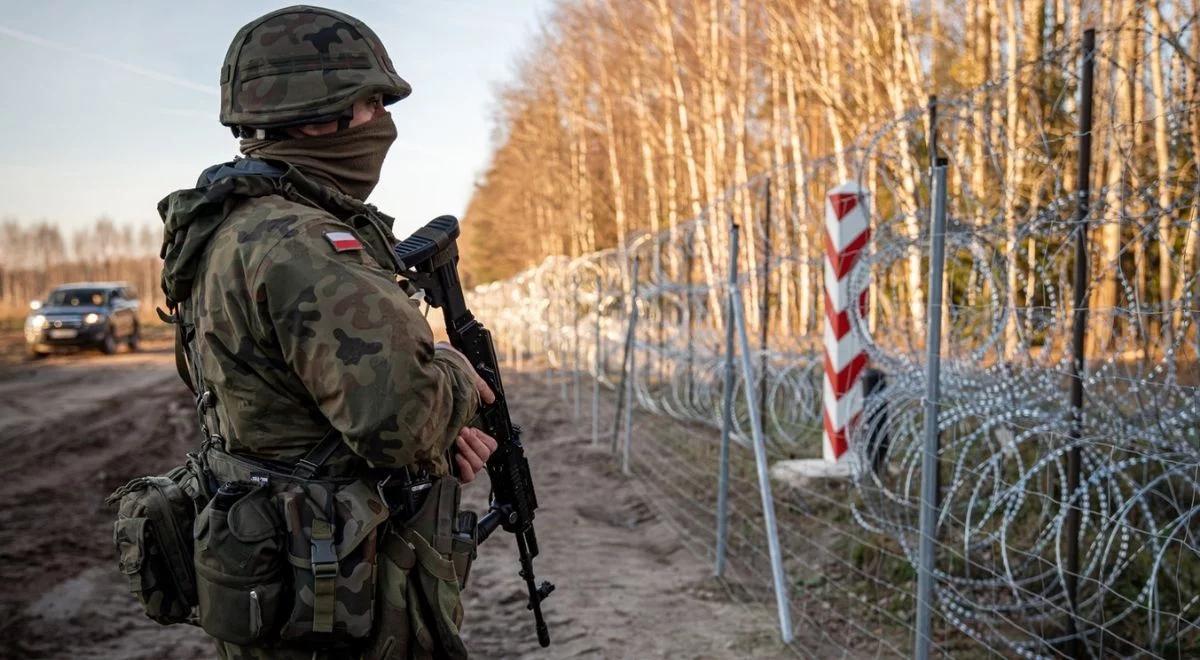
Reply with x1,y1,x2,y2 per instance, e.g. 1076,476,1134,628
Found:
193,482,287,644
369,476,476,660
108,438,477,656
200,448,388,647
106,454,211,625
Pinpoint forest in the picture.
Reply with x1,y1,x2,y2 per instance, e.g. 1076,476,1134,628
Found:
463,0,1200,357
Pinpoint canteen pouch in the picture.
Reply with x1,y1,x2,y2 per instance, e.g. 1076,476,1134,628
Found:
107,462,208,625
371,477,470,660
193,482,287,644
278,479,388,643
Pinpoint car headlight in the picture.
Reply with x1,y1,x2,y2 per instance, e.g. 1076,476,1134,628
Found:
28,314,46,329
84,312,104,325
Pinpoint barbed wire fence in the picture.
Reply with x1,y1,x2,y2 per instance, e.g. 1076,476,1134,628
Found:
467,25,1200,659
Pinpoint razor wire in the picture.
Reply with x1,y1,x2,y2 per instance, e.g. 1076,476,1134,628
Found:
466,26,1200,658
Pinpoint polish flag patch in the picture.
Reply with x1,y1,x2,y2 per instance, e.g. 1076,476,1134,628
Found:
324,231,363,252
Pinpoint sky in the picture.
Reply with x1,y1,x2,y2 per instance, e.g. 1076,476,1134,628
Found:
0,0,553,239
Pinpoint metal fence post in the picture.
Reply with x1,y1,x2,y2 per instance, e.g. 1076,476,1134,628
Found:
1065,28,1096,660
572,274,582,420
685,238,696,402
554,299,565,397
914,158,949,660
715,223,741,577
759,178,772,427
620,258,642,475
927,95,938,168
731,255,794,645
592,272,602,446
611,258,638,453
562,327,570,401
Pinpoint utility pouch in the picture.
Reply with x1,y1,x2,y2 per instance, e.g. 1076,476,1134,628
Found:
193,481,287,644
106,461,208,625
277,479,388,644
375,477,471,660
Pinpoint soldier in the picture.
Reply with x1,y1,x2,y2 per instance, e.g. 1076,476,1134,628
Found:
158,5,496,658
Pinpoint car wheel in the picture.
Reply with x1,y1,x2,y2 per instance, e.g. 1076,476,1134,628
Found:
101,328,118,355
128,323,140,351
26,345,46,360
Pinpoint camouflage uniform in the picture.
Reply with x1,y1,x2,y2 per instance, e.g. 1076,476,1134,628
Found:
160,159,477,475
157,6,479,658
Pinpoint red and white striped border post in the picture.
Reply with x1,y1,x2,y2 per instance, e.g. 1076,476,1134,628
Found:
822,182,870,463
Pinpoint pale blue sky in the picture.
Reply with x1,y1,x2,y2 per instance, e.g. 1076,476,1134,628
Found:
0,0,553,238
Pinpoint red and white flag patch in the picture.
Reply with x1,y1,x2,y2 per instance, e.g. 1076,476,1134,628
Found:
324,231,363,253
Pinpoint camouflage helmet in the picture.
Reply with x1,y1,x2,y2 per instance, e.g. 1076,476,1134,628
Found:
220,5,411,135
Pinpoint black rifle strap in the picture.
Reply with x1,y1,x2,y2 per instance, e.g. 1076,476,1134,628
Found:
163,304,342,480
291,427,342,479
160,305,197,395
174,318,197,395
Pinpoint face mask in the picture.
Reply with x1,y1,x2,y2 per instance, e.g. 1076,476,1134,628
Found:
240,113,398,201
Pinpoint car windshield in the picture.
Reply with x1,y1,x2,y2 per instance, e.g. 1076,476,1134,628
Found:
46,289,107,307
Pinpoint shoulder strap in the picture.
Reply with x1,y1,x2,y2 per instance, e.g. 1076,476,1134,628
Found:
159,306,196,395
174,319,197,395
162,303,343,478
291,427,343,479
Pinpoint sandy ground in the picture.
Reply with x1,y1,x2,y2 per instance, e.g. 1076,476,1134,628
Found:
0,330,787,660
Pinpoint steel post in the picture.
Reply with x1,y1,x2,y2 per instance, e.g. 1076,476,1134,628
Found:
715,223,741,577
620,259,642,475
572,275,582,419
1065,28,1096,659
760,178,772,427
611,258,639,453
592,273,602,446
731,259,793,644
914,159,949,660
928,95,938,167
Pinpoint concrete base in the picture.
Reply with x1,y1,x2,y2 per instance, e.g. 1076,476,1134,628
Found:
770,458,853,489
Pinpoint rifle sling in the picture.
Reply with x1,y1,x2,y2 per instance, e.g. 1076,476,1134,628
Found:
166,304,341,479
291,428,342,479
173,319,197,395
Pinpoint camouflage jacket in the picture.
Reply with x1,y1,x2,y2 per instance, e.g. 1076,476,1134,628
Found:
159,158,477,474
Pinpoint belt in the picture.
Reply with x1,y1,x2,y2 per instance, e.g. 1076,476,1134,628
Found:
207,446,435,518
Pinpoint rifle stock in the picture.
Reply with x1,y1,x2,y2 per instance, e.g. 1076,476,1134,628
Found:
394,215,554,648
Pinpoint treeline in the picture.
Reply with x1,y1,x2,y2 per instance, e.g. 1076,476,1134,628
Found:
0,218,164,320
463,0,1200,351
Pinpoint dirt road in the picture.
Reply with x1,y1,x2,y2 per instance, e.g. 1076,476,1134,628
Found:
0,333,786,659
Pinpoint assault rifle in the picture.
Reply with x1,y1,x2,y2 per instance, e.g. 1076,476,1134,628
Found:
394,215,554,648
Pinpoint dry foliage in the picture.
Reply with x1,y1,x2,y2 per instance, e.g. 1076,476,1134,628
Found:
0,217,163,320
464,0,1200,352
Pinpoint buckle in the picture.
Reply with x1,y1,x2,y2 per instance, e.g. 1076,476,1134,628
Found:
311,538,338,578
196,389,216,411
293,458,319,479
376,474,394,511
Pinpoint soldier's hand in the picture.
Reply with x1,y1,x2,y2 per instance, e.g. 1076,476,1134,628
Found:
455,427,497,484
435,342,496,405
